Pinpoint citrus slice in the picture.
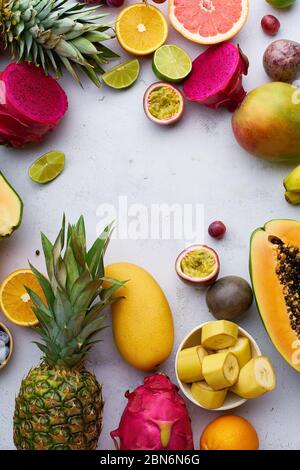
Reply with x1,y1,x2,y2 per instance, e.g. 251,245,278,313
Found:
102,59,140,89
116,3,168,56
29,151,65,184
169,0,249,45
0,269,46,326
153,45,192,83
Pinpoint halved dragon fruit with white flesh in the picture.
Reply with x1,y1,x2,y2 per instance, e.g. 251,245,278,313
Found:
0,63,68,148
183,43,249,112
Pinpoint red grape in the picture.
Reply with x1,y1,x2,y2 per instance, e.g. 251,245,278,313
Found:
208,221,226,239
261,15,280,36
152,0,167,3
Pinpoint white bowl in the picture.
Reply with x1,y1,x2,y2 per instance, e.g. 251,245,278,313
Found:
175,322,262,411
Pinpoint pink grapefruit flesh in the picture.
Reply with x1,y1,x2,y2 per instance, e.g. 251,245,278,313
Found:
169,0,249,45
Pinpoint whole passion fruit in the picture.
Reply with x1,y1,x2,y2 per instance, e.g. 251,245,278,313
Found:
206,276,253,320
144,82,184,126
263,39,300,82
175,245,220,286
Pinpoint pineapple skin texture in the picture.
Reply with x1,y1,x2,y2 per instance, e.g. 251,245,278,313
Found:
13,366,104,450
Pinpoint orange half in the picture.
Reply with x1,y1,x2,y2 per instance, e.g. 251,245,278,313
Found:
0,269,46,326
169,0,249,45
116,3,168,56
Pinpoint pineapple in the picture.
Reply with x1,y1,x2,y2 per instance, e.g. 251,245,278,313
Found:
0,0,118,86
13,216,124,450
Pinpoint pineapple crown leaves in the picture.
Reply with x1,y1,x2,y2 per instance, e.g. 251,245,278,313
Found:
0,0,119,86
27,215,125,368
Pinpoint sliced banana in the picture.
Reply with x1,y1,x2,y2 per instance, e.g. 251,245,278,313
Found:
202,351,239,390
231,356,276,399
201,320,238,350
177,346,208,383
191,381,228,409
219,337,252,368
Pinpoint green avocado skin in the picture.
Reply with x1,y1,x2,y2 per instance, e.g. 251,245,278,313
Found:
267,0,296,8
0,172,23,239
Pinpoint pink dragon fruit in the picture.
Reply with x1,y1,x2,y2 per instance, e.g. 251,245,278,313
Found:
0,113,43,147
111,374,194,450
0,63,68,147
183,43,249,112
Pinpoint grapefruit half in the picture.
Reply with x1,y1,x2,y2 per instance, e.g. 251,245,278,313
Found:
169,0,249,45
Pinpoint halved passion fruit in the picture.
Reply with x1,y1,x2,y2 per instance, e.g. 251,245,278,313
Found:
175,245,220,285
143,82,184,126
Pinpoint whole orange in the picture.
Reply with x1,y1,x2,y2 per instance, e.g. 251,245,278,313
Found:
200,415,259,450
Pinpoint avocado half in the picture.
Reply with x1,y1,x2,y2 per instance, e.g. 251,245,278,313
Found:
0,172,23,238
250,219,300,373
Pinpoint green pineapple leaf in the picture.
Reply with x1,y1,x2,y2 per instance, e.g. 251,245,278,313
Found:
100,278,126,303
27,215,123,368
28,262,55,311
70,270,92,305
86,222,114,278
73,279,103,313
25,287,52,321
41,233,55,282
1,0,118,85
64,242,80,295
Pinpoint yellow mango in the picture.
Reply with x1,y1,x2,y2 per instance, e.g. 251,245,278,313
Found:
105,262,174,371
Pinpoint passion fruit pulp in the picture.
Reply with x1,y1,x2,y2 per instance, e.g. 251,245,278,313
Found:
175,245,220,286
144,82,184,126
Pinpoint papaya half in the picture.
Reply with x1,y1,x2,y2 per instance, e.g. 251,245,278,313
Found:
250,219,300,373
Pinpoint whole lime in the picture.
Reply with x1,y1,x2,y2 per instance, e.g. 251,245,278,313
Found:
266,0,296,8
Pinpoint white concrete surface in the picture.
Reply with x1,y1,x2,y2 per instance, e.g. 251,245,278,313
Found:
0,0,300,451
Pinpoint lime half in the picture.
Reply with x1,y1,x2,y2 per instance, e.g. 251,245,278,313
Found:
29,151,65,184
102,59,140,89
153,45,192,83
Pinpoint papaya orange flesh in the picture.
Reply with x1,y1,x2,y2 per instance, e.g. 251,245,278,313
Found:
250,219,300,373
